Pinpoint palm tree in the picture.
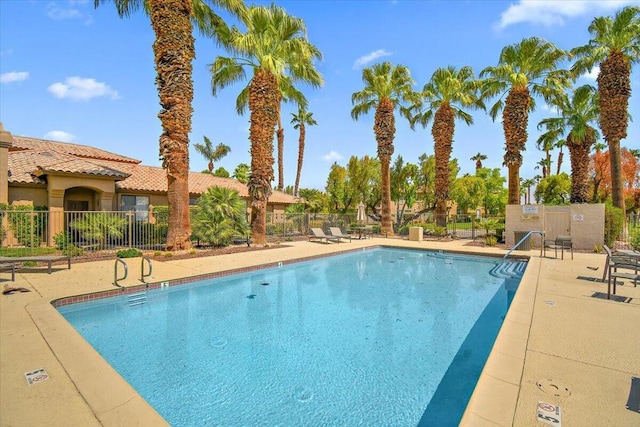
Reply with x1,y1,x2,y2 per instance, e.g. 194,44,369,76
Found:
275,81,307,191
191,187,250,246
210,4,323,244
95,0,246,250
481,37,571,204
351,62,414,237
194,136,230,173
470,152,487,173
233,163,250,184
535,158,553,179
538,85,600,203
406,66,484,227
291,108,317,197
571,6,640,213
535,131,556,178
520,178,536,204
555,138,566,175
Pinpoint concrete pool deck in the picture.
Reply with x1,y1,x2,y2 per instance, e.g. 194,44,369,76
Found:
1,238,638,426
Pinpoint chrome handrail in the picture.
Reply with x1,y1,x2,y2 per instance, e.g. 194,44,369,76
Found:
141,256,152,283
504,230,545,259
114,258,128,287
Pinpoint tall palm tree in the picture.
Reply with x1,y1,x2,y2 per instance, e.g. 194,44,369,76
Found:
470,152,487,173
406,66,484,227
520,178,536,204
571,6,640,213
555,138,566,175
481,37,571,204
291,108,317,197
275,81,307,191
538,85,600,203
535,158,552,179
194,136,231,173
95,0,246,250
535,131,556,178
210,4,323,244
351,62,414,237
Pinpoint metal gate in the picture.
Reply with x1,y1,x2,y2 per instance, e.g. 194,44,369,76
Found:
544,212,571,240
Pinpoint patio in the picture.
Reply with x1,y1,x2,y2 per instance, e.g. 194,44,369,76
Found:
1,238,638,426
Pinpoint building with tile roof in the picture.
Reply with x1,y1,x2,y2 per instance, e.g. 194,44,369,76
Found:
0,123,299,244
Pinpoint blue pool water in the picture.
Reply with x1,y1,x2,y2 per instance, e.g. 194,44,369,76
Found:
58,248,524,426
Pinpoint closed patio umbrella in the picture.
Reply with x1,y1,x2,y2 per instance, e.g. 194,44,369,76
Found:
357,202,366,224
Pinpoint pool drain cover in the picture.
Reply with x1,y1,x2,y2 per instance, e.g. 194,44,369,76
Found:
537,379,571,397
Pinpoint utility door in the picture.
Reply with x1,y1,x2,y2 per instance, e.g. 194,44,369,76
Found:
544,211,571,240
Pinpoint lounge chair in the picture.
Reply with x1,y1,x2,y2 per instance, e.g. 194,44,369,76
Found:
329,227,352,242
603,245,639,299
309,228,340,244
0,255,71,274
0,263,16,281
543,235,573,259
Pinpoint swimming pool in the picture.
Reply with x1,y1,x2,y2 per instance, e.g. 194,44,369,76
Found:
57,248,525,426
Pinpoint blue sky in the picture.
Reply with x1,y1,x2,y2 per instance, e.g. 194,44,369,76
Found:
1,0,638,191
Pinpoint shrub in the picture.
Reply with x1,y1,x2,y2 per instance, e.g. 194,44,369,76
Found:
117,248,142,258
63,244,84,257
483,235,498,246
630,230,640,251
53,232,72,250
604,205,624,248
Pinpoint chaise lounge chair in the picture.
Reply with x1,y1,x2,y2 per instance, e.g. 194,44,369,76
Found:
602,245,639,299
329,227,352,242
0,255,71,274
309,228,340,244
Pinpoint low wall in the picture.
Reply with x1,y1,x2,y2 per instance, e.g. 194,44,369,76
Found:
505,204,604,251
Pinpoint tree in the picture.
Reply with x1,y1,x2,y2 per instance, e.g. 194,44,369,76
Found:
351,62,414,237
571,6,640,214
535,173,571,205
191,187,250,246
535,130,556,178
232,163,250,184
451,175,486,214
213,167,230,177
406,66,484,227
477,168,508,215
470,153,487,173
481,37,571,205
291,108,317,197
95,0,246,251
538,85,600,203
194,136,230,173
520,178,536,204
535,157,553,179
326,162,348,212
210,4,323,244
590,148,640,209
390,156,419,226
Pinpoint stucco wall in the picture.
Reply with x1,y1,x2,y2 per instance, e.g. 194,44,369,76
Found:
505,204,604,251
9,186,49,206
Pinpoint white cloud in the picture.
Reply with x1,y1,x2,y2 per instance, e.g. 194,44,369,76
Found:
48,76,120,101
44,130,76,142
1,71,29,84
47,1,93,25
496,1,636,29
353,49,392,69
581,66,600,80
322,150,343,162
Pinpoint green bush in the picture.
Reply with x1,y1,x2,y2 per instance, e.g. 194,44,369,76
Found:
2,205,48,247
483,235,498,246
63,244,84,257
630,229,640,251
604,205,624,247
116,248,143,258
53,232,72,250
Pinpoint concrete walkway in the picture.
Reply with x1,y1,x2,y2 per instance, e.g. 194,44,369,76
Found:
1,238,638,426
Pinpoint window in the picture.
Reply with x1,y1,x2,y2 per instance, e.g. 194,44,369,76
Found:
121,195,149,221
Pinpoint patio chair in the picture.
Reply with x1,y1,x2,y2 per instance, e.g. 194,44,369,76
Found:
309,228,340,244
0,263,16,281
543,235,573,260
603,245,639,299
329,227,352,242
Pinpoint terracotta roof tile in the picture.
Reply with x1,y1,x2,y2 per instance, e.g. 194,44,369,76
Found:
11,136,140,164
7,135,298,204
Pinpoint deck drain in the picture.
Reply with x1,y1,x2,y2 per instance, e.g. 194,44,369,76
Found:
537,379,571,397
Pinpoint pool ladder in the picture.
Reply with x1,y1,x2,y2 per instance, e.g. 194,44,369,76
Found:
504,230,545,259
113,256,153,287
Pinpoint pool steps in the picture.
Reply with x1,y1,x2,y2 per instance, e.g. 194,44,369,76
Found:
127,292,147,307
489,261,527,279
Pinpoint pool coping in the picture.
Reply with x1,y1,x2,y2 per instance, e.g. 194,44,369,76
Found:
34,244,530,426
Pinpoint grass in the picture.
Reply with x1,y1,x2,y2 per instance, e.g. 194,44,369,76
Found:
0,247,61,257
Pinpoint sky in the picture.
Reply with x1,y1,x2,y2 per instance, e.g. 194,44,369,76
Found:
1,0,639,192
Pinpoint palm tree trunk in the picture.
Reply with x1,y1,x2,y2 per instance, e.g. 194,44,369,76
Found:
503,88,530,204
294,123,305,197
598,51,630,214
374,98,395,237
248,69,279,245
567,131,594,203
151,0,194,251
276,100,284,191
433,104,454,228
556,150,563,175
